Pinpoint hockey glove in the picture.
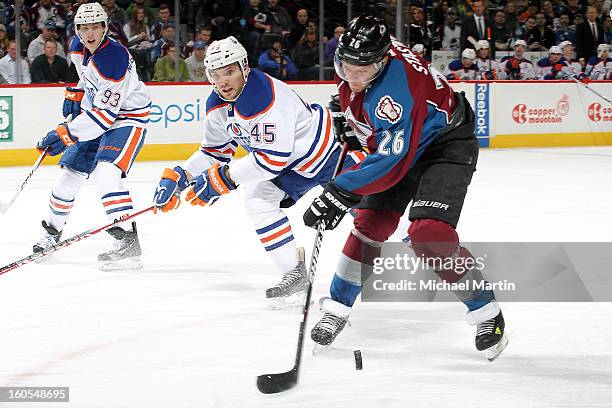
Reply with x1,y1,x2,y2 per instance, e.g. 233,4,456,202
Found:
62,87,84,119
37,124,77,156
153,166,190,213
303,182,361,230
483,70,495,80
329,95,361,151
186,163,236,207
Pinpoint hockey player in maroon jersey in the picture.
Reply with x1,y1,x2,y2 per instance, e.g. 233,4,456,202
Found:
303,15,508,360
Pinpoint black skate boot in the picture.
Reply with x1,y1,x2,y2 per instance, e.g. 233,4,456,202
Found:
33,221,62,253
266,248,308,308
467,302,508,361
98,222,142,271
311,297,351,349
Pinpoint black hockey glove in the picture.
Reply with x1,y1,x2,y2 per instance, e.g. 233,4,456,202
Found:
329,95,362,151
303,182,361,230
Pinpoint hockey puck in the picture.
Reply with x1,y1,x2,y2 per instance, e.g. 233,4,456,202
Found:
354,350,363,370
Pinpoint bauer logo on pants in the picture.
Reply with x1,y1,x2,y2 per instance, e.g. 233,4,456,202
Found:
0,96,13,142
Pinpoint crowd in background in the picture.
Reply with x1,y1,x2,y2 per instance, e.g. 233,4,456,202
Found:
0,0,609,84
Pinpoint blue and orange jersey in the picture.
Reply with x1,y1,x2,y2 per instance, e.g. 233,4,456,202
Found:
67,36,151,141
183,69,345,185
334,38,456,196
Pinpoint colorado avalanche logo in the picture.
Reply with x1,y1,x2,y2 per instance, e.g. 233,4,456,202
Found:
375,95,403,124
227,123,242,136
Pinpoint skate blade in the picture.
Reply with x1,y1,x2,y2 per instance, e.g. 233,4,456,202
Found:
99,257,143,272
312,343,336,355
485,333,509,362
266,290,313,310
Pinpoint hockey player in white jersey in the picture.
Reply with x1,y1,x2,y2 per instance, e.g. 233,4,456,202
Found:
475,40,497,79
153,37,362,305
586,44,612,80
536,46,567,79
498,40,536,80
559,41,583,78
34,3,151,270
444,48,479,80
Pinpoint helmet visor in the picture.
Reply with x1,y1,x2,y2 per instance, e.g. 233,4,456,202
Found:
334,52,385,84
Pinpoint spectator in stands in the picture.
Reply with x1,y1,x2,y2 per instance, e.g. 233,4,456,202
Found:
265,0,292,36
153,43,189,82
5,0,35,53
559,0,584,22
324,25,344,65
437,8,461,51
576,6,604,61
0,40,31,84
555,13,577,44
531,13,556,50
123,6,152,49
407,6,433,57
151,24,175,63
150,3,172,42
30,0,65,32
31,38,69,83
541,1,557,27
504,1,519,34
243,0,272,59
127,0,155,23
27,19,66,63
258,40,297,80
183,26,211,58
185,40,207,82
461,0,491,50
604,16,612,45
518,4,538,25
288,9,311,50
432,0,450,30
194,0,239,40
0,24,8,59
294,26,319,80
492,10,513,51
521,16,540,50
103,0,127,25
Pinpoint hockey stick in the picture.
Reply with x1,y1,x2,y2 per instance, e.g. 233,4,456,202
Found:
0,206,154,276
0,148,48,214
563,73,612,105
257,143,349,394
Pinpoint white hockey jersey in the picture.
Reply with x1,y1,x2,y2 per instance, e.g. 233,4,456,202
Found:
498,56,536,80
586,57,612,80
476,58,498,79
68,36,151,142
444,59,479,80
183,70,338,186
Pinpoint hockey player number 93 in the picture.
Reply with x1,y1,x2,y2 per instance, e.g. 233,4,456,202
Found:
101,90,121,107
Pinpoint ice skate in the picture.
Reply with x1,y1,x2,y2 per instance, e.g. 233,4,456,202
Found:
311,297,351,351
33,221,62,262
467,302,508,361
266,247,308,309
98,222,142,271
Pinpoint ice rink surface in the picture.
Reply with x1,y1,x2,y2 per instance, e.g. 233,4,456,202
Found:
0,146,611,408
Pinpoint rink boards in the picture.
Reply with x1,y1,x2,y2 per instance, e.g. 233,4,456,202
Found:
0,80,611,166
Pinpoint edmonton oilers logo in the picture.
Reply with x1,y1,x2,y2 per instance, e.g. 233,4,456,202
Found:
227,123,242,136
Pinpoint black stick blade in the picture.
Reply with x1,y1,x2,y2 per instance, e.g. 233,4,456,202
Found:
256,367,298,394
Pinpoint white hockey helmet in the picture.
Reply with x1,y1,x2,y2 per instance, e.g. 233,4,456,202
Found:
549,45,562,55
597,43,609,57
412,43,424,54
514,39,527,48
74,3,108,41
462,48,476,60
476,40,490,50
559,40,573,51
205,36,250,101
